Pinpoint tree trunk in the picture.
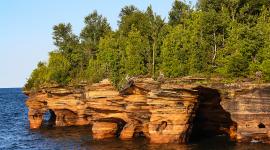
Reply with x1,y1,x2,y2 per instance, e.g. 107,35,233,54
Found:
222,28,225,47
200,30,203,43
212,31,217,65
152,38,156,77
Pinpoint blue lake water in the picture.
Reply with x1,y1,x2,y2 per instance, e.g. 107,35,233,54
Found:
1,88,270,150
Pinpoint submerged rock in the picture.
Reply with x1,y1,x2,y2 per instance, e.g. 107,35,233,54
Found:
25,78,270,144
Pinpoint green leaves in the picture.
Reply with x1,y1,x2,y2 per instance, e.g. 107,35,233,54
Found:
24,62,48,91
25,1,270,91
227,53,249,77
168,0,191,26
86,58,105,83
96,32,122,86
125,27,149,76
161,25,189,77
52,23,79,55
47,52,71,85
261,60,270,81
80,10,111,55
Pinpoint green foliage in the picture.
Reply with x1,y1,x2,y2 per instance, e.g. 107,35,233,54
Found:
52,23,79,56
146,5,166,77
47,52,71,85
86,58,105,83
198,0,226,11
25,1,270,91
168,0,191,26
119,5,139,18
24,62,48,91
97,32,123,87
226,53,249,77
118,9,152,37
161,25,189,77
52,23,85,80
261,60,270,81
80,11,111,55
125,27,149,76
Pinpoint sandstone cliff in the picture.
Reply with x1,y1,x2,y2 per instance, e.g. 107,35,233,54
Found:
25,78,270,144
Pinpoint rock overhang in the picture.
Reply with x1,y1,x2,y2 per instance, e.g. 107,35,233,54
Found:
25,78,270,144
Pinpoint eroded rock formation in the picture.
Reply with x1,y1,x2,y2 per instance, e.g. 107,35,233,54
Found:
25,78,270,144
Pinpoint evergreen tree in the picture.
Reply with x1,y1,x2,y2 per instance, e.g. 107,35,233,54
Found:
168,0,191,26
125,27,150,76
161,25,190,77
52,23,79,56
119,5,139,18
25,1,270,91
80,11,111,56
97,32,123,86
24,62,48,91
47,52,71,85
146,5,165,77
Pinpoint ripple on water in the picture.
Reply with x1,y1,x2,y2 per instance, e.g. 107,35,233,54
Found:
1,88,270,150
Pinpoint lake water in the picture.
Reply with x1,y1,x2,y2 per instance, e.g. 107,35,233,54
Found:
1,88,270,150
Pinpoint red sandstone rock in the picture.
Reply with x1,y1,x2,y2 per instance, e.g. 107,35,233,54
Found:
92,122,118,139
120,123,135,139
28,110,43,129
24,78,270,144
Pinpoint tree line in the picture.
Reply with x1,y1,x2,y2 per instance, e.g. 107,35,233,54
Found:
24,0,270,91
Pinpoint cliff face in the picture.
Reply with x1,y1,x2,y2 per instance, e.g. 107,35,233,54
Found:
221,83,270,143
25,78,270,144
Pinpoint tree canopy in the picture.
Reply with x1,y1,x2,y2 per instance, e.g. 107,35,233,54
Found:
24,0,270,91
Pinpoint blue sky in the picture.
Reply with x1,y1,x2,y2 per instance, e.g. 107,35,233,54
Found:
0,0,197,88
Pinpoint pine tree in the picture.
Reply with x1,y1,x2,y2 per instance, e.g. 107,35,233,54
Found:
125,27,149,76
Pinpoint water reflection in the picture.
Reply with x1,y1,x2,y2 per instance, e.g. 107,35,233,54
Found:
1,88,270,150
30,126,270,150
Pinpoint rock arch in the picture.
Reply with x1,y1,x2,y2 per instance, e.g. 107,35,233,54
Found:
54,109,78,126
92,117,127,139
189,86,237,142
28,108,57,129
42,109,56,127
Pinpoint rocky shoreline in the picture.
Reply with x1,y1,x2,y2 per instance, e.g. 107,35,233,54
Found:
25,78,270,144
